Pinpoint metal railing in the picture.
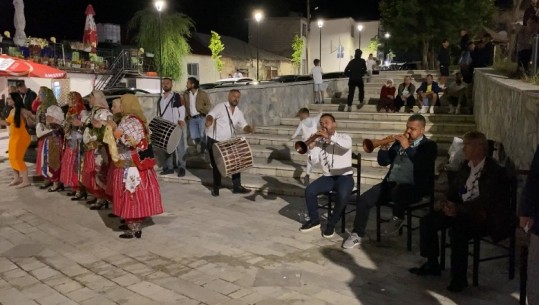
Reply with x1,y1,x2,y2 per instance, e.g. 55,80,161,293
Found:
94,49,144,90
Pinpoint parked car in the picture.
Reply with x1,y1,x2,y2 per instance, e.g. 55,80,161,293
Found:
200,77,257,89
322,72,347,79
271,75,313,83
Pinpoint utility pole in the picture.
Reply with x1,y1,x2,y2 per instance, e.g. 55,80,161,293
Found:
305,0,310,75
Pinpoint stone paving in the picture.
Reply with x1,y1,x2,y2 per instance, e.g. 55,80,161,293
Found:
0,131,523,305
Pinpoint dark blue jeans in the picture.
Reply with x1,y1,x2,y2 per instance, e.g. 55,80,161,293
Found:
305,175,354,227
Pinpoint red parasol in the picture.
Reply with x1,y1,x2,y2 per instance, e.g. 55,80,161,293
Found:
83,4,98,52
0,55,66,78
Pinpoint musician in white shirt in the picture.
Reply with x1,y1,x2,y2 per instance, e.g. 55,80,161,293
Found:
156,78,187,177
205,89,254,197
299,114,354,238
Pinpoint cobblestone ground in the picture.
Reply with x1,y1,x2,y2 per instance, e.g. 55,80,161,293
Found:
0,131,522,305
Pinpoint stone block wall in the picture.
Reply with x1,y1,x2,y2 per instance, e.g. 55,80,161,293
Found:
474,69,539,170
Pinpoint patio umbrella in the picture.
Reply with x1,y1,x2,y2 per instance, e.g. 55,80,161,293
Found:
83,4,98,52
0,55,66,78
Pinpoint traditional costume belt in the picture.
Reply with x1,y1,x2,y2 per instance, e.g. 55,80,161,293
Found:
113,160,136,168
84,141,101,151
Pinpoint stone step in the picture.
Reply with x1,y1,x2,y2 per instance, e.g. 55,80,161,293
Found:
280,118,475,133
301,110,476,123
159,168,375,197
311,103,472,114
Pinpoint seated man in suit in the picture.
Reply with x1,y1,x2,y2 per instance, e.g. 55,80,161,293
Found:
343,114,437,248
409,131,511,292
416,74,443,114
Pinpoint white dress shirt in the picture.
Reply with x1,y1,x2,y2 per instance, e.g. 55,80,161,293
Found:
309,131,353,176
189,90,200,117
461,158,486,202
311,66,323,84
206,102,248,141
159,92,185,124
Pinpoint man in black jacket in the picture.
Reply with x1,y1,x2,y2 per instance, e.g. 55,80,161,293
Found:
17,83,37,113
344,49,367,112
437,39,451,84
409,131,511,292
343,114,438,248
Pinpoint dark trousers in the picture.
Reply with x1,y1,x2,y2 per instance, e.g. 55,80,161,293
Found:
518,49,532,73
207,137,241,191
395,95,416,111
347,80,365,106
352,182,421,236
419,211,484,281
305,175,354,227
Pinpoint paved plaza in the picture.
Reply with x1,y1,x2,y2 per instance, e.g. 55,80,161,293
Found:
0,132,523,305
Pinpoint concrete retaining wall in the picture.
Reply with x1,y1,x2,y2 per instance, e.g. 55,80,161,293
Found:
474,69,539,170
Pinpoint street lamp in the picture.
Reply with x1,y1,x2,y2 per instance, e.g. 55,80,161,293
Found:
384,32,391,65
357,24,363,48
154,0,165,94
317,19,323,65
254,10,263,80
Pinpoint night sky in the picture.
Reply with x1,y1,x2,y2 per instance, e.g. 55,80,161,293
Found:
0,0,379,43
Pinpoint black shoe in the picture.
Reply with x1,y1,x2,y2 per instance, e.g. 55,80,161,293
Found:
299,220,321,232
177,168,186,177
119,231,142,239
409,262,442,276
232,186,250,194
39,181,53,189
211,189,219,197
322,225,335,238
447,278,468,292
159,169,174,175
71,192,88,201
89,201,109,210
86,197,97,205
66,191,77,196
48,184,64,192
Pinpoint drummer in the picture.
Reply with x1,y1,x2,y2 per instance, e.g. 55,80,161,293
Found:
156,77,187,177
205,89,254,197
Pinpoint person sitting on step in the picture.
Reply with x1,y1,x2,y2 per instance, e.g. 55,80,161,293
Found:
342,114,437,249
409,131,511,292
377,79,396,113
416,74,442,114
395,75,416,113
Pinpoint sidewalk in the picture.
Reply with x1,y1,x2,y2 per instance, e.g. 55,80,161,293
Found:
0,132,522,305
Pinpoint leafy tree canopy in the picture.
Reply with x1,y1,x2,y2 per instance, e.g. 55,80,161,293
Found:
291,34,304,74
209,31,225,72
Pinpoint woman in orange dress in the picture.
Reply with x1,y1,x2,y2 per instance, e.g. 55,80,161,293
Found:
0,93,34,188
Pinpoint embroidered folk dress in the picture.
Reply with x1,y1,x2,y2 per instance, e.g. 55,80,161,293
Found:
111,116,163,220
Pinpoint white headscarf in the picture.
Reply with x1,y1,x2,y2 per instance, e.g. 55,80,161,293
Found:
386,79,394,88
91,90,108,109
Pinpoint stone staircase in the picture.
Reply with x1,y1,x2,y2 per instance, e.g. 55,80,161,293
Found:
161,72,476,197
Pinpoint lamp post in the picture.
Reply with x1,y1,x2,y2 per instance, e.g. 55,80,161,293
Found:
357,24,363,49
384,32,390,64
154,0,165,94
317,19,323,64
254,10,263,80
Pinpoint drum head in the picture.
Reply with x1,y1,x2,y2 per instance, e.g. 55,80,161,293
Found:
166,126,182,154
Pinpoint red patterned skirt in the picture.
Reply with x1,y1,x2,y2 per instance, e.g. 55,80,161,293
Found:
81,148,109,198
111,166,163,219
105,164,115,201
60,144,81,188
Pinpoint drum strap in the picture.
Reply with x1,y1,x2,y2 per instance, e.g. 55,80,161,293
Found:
224,105,235,137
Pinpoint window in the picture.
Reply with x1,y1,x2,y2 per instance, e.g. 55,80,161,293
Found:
302,23,307,37
187,63,199,78
351,25,355,38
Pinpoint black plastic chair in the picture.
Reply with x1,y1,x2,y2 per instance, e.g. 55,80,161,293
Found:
317,153,361,233
376,194,433,251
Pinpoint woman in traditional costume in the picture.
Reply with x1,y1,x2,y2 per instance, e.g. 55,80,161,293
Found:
109,94,163,239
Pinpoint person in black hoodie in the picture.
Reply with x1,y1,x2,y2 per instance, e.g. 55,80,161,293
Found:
519,144,539,305
344,49,367,112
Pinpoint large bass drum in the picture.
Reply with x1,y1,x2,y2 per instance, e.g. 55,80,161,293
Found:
149,117,181,154
212,137,254,176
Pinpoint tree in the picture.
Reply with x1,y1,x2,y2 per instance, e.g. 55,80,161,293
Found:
291,34,304,74
129,9,194,81
209,31,225,73
379,0,496,69
366,35,381,57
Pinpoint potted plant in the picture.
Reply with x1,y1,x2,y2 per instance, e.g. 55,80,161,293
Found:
71,60,81,68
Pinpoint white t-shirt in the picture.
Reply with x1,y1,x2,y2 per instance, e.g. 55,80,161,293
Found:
159,92,185,124
311,66,323,84
206,102,248,141
291,113,322,141
366,59,376,71
189,90,200,117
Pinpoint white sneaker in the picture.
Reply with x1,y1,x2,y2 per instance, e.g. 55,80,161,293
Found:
382,216,405,235
342,233,362,249
448,105,455,114
428,106,435,114
455,106,461,114
419,106,428,114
